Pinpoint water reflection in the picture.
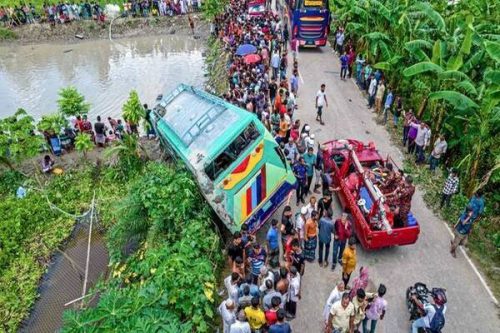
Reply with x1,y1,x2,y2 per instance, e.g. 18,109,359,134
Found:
0,35,206,122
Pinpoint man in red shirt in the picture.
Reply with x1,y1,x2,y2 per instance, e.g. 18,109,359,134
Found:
332,212,352,271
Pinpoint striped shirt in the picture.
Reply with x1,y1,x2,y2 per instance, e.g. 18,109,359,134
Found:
442,175,459,195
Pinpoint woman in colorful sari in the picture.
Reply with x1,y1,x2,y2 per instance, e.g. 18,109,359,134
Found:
349,266,369,299
303,210,318,261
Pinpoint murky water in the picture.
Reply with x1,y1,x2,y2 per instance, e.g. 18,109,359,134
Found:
0,35,206,121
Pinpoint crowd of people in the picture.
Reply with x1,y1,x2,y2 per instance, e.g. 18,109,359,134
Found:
213,2,390,333
0,0,200,27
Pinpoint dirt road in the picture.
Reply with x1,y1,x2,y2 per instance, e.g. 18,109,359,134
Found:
286,46,499,332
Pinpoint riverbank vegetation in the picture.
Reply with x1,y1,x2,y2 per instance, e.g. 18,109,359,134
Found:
330,0,499,294
0,86,223,332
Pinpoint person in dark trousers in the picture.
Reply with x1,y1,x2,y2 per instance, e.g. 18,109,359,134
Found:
332,212,352,271
293,157,308,205
318,210,334,268
440,169,459,208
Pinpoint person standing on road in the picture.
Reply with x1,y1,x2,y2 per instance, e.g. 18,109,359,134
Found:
219,299,237,333
304,210,319,262
286,266,301,319
340,51,349,80
348,266,369,299
293,157,308,205
332,212,352,271
323,282,345,328
367,75,377,109
347,47,356,78
355,54,365,86
382,87,393,124
342,237,357,287
326,292,355,333
318,210,334,267
429,134,447,172
402,109,414,147
440,168,459,208
363,284,387,333
304,147,317,194
281,205,295,253
267,219,280,268
244,297,266,332
411,122,431,164
271,50,280,81
248,243,267,284
318,192,333,218
269,309,292,333
230,310,251,333
316,84,328,125
467,190,485,223
374,81,386,114
290,69,299,96
335,28,345,54
450,206,474,258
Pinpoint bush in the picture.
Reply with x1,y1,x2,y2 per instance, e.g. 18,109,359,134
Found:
63,162,223,332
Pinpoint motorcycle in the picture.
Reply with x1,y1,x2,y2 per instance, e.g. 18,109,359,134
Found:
406,282,447,333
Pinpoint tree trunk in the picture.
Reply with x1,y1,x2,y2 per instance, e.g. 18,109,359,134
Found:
466,142,482,197
417,96,428,119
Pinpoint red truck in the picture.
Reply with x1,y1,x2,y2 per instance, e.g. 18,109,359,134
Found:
321,139,420,250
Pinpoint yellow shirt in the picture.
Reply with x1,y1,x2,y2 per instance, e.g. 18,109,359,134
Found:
342,247,357,274
352,292,375,324
244,306,266,330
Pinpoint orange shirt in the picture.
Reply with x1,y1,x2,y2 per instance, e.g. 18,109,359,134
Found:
305,218,317,239
279,120,289,137
274,94,282,112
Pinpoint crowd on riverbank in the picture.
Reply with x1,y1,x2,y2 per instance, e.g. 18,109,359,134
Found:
0,0,201,27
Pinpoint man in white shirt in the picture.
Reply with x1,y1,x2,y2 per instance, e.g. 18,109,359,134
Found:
315,84,328,125
286,266,301,319
367,77,377,109
271,51,280,80
296,207,307,248
230,310,252,333
411,122,431,164
429,134,447,172
218,299,236,333
327,292,355,333
224,272,241,306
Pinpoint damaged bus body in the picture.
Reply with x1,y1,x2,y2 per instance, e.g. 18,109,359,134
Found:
149,84,296,233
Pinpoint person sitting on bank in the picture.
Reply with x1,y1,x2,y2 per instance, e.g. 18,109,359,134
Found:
41,155,55,173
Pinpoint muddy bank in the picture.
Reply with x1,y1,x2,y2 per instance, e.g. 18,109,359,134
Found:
0,14,207,45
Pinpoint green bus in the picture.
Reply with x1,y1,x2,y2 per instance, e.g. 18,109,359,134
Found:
149,84,296,233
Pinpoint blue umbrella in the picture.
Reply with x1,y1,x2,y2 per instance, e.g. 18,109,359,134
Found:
236,44,257,56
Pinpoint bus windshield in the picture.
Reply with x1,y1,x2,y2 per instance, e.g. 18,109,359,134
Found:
296,0,327,10
205,123,260,181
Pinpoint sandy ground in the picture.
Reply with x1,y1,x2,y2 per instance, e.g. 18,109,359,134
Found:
253,44,500,332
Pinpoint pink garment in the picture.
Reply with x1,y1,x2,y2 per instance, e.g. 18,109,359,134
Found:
349,266,369,299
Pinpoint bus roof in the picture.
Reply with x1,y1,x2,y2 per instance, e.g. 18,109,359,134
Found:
153,84,255,163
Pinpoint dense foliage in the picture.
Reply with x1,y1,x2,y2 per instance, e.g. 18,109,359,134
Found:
63,162,223,332
0,168,95,332
331,0,500,196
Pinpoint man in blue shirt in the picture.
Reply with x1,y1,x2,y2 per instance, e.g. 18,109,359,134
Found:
340,51,349,80
293,157,308,205
450,206,474,258
467,190,485,222
248,243,267,284
290,69,299,96
382,88,393,125
303,147,317,194
267,219,280,268
318,210,335,267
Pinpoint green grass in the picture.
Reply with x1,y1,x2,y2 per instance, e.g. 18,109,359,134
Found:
0,27,17,40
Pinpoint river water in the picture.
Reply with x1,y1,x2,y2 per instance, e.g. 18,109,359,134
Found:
0,35,206,121
2,34,207,332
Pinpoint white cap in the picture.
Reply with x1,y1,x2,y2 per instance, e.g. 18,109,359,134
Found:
301,133,308,138
301,207,308,215
305,125,311,132
310,134,315,139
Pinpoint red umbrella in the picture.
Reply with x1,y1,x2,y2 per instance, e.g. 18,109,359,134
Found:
244,54,261,65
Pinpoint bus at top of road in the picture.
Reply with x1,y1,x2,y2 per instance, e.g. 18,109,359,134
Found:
149,84,297,234
284,0,331,47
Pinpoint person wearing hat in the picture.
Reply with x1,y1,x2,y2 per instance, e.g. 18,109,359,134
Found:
218,298,236,333
440,168,459,208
